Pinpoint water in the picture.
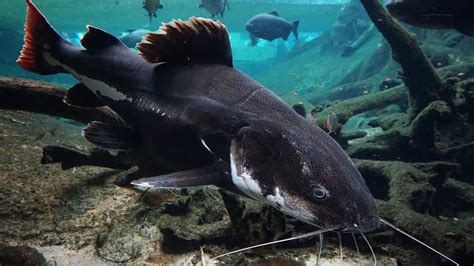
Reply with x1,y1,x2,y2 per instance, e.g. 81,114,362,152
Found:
0,0,473,265
0,0,340,82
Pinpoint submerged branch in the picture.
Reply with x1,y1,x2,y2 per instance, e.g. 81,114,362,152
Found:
316,85,407,126
409,101,451,148
0,77,120,124
359,0,443,120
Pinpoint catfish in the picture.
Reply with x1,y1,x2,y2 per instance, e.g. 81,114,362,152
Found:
18,0,379,234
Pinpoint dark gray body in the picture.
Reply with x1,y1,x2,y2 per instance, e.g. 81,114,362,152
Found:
42,43,379,232
245,12,299,45
119,29,151,48
18,1,378,233
386,0,474,36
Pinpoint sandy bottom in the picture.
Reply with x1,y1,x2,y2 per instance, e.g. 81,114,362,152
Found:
0,110,396,265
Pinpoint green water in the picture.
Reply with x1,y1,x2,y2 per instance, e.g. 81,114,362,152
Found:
0,0,342,85
0,0,341,32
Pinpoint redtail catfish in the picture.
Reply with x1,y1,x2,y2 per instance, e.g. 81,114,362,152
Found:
18,0,379,234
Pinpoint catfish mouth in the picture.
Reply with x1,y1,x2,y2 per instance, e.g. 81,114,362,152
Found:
306,212,380,234
339,218,380,234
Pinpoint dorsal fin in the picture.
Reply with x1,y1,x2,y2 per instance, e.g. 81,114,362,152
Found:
137,17,233,67
269,11,280,17
81,25,127,51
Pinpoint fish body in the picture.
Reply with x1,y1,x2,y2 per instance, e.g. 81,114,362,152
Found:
245,12,299,46
306,112,317,125
386,0,474,36
119,29,151,48
199,0,229,18
326,112,340,134
143,0,163,23
18,0,379,233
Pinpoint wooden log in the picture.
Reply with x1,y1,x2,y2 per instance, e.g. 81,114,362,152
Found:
0,77,120,124
359,0,443,120
316,84,407,126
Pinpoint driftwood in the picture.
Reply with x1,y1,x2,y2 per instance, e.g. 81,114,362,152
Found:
0,77,137,177
41,145,134,170
0,77,120,124
359,0,443,121
409,101,451,148
316,84,407,126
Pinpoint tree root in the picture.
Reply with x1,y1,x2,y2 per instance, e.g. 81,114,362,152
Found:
409,101,452,148
360,0,443,121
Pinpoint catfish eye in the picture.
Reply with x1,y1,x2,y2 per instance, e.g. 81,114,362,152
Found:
312,187,326,200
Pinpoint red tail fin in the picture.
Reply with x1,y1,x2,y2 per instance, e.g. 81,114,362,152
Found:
17,0,68,74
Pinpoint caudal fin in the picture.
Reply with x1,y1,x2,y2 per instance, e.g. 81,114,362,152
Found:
17,0,69,75
292,20,300,40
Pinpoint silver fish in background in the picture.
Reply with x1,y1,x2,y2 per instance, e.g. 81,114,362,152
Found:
245,11,299,46
143,0,163,23
119,29,151,48
18,0,379,234
386,0,474,36
326,112,340,134
306,110,317,125
199,0,230,18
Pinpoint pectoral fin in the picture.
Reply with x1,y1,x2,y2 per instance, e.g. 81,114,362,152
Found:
82,121,138,150
131,164,224,189
64,83,104,108
249,34,258,46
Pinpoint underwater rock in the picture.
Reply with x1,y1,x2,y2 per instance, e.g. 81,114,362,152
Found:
0,244,47,266
354,158,473,263
377,201,474,264
219,190,291,247
432,178,474,218
148,188,233,253
444,142,474,182
96,220,160,263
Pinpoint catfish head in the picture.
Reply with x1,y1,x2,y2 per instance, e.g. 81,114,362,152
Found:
229,121,379,233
